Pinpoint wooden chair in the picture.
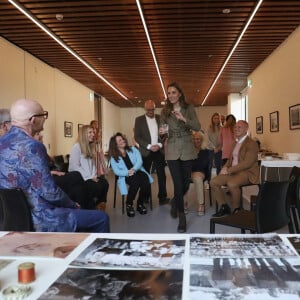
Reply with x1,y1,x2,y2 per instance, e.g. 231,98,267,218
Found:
0,188,34,231
210,181,290,234
113,175,153,214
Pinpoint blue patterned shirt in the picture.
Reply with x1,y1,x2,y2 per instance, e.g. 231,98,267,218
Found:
0,126,77,231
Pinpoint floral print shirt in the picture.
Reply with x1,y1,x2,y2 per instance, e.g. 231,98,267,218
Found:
0,126,77,232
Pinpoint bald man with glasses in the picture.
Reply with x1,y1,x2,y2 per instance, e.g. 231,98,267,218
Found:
0,98,109,233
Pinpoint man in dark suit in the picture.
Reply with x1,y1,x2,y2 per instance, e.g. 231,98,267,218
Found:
134,100,169,205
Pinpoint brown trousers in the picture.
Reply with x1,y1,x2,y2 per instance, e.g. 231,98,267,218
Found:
210,171,250,209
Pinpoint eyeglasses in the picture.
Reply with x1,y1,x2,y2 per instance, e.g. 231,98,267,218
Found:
29,111,48,121
146,109,155,112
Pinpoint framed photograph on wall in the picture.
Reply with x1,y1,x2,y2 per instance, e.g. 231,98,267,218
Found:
269,111,279,132
78,123,84,133
64,121,73,137
289,103,300,130
256,116,263,134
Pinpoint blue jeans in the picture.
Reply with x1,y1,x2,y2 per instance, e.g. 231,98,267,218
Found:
167,159,192,213
72,209,110,233
208,150,222,178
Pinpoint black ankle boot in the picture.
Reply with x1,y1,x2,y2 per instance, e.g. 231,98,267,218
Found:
212,203,231,217
126,204,135,217
170,197,178,218
177,213,186,233
137,203,147,215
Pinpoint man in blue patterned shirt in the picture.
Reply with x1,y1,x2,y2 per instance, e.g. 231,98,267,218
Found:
0,99,109,232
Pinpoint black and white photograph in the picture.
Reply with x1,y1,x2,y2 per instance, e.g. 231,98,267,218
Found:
71,238,186,269
39,268,183,299
190,234,297,259
289,104,300,130
256,116,263,134
288,236,300,255
64,121,73,137
269,111,279,132
190,257,300,300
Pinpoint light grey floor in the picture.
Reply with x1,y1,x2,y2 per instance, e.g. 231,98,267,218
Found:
105,167,289,234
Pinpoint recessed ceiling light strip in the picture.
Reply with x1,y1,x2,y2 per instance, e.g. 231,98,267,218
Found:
8,0,129,101
201,0,263,106
136,0,167,99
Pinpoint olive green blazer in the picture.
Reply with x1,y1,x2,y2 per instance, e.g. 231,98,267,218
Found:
161,104,201,161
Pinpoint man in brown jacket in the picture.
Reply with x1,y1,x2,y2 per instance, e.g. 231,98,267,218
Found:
211,120,259,217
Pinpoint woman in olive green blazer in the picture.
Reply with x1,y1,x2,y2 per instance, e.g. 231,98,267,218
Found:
160,82,201,233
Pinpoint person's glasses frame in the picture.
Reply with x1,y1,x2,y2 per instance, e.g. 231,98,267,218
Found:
29,111,48,121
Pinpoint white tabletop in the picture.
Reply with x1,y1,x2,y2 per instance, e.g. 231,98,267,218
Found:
260,159,300,168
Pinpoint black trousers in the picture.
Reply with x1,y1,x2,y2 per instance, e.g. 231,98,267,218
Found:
167,159,192,213
125,170,150,206
142,151,167,200
53,171,87,207
84,177,109,209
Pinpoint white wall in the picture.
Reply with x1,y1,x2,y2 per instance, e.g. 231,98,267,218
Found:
0,37,94,156
248,25,300,153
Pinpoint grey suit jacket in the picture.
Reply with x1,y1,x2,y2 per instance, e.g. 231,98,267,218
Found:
134,114,163,157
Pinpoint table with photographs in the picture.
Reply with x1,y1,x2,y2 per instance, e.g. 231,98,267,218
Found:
0,232,300,299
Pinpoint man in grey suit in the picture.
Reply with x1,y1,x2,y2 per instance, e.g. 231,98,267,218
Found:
134,100,169,205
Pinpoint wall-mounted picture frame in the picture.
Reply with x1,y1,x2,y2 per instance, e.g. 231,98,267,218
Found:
289,103,300,130
256,116,263,134
269,111,279,132
78,123,84,133
64,121,73,137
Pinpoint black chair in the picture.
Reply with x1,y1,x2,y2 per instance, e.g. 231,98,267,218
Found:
210,181,290,234
0,188,34,231
113,175,153,214
287,166,300,233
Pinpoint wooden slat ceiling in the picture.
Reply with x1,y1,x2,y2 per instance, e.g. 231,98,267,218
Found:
1,0,300,107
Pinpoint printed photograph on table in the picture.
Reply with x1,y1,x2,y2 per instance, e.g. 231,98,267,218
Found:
190,257,300,300
40,268,184,300
64,121,73,137
71,238,186,269
256,116,263,134
190,234,297,259
289,103,300,130
269,111,279,132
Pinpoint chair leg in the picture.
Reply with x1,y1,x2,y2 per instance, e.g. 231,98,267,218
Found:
210,219,216,233
113,177,117,208
209,183,212,207
149,192,153,210
122,195,125,215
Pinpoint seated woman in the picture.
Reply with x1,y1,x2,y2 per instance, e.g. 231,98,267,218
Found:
68,125,109,210
33,132,90,209
191,131,210,216
108,132,153,217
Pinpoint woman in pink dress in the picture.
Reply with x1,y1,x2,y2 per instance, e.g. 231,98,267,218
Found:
219,114,236,166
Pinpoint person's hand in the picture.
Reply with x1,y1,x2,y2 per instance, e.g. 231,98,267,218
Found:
220,167,229,175
150,144,160,152
75,202,81,209
128,168,135,176
51,170,65,176
172,110,186,123
92,176,98,182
